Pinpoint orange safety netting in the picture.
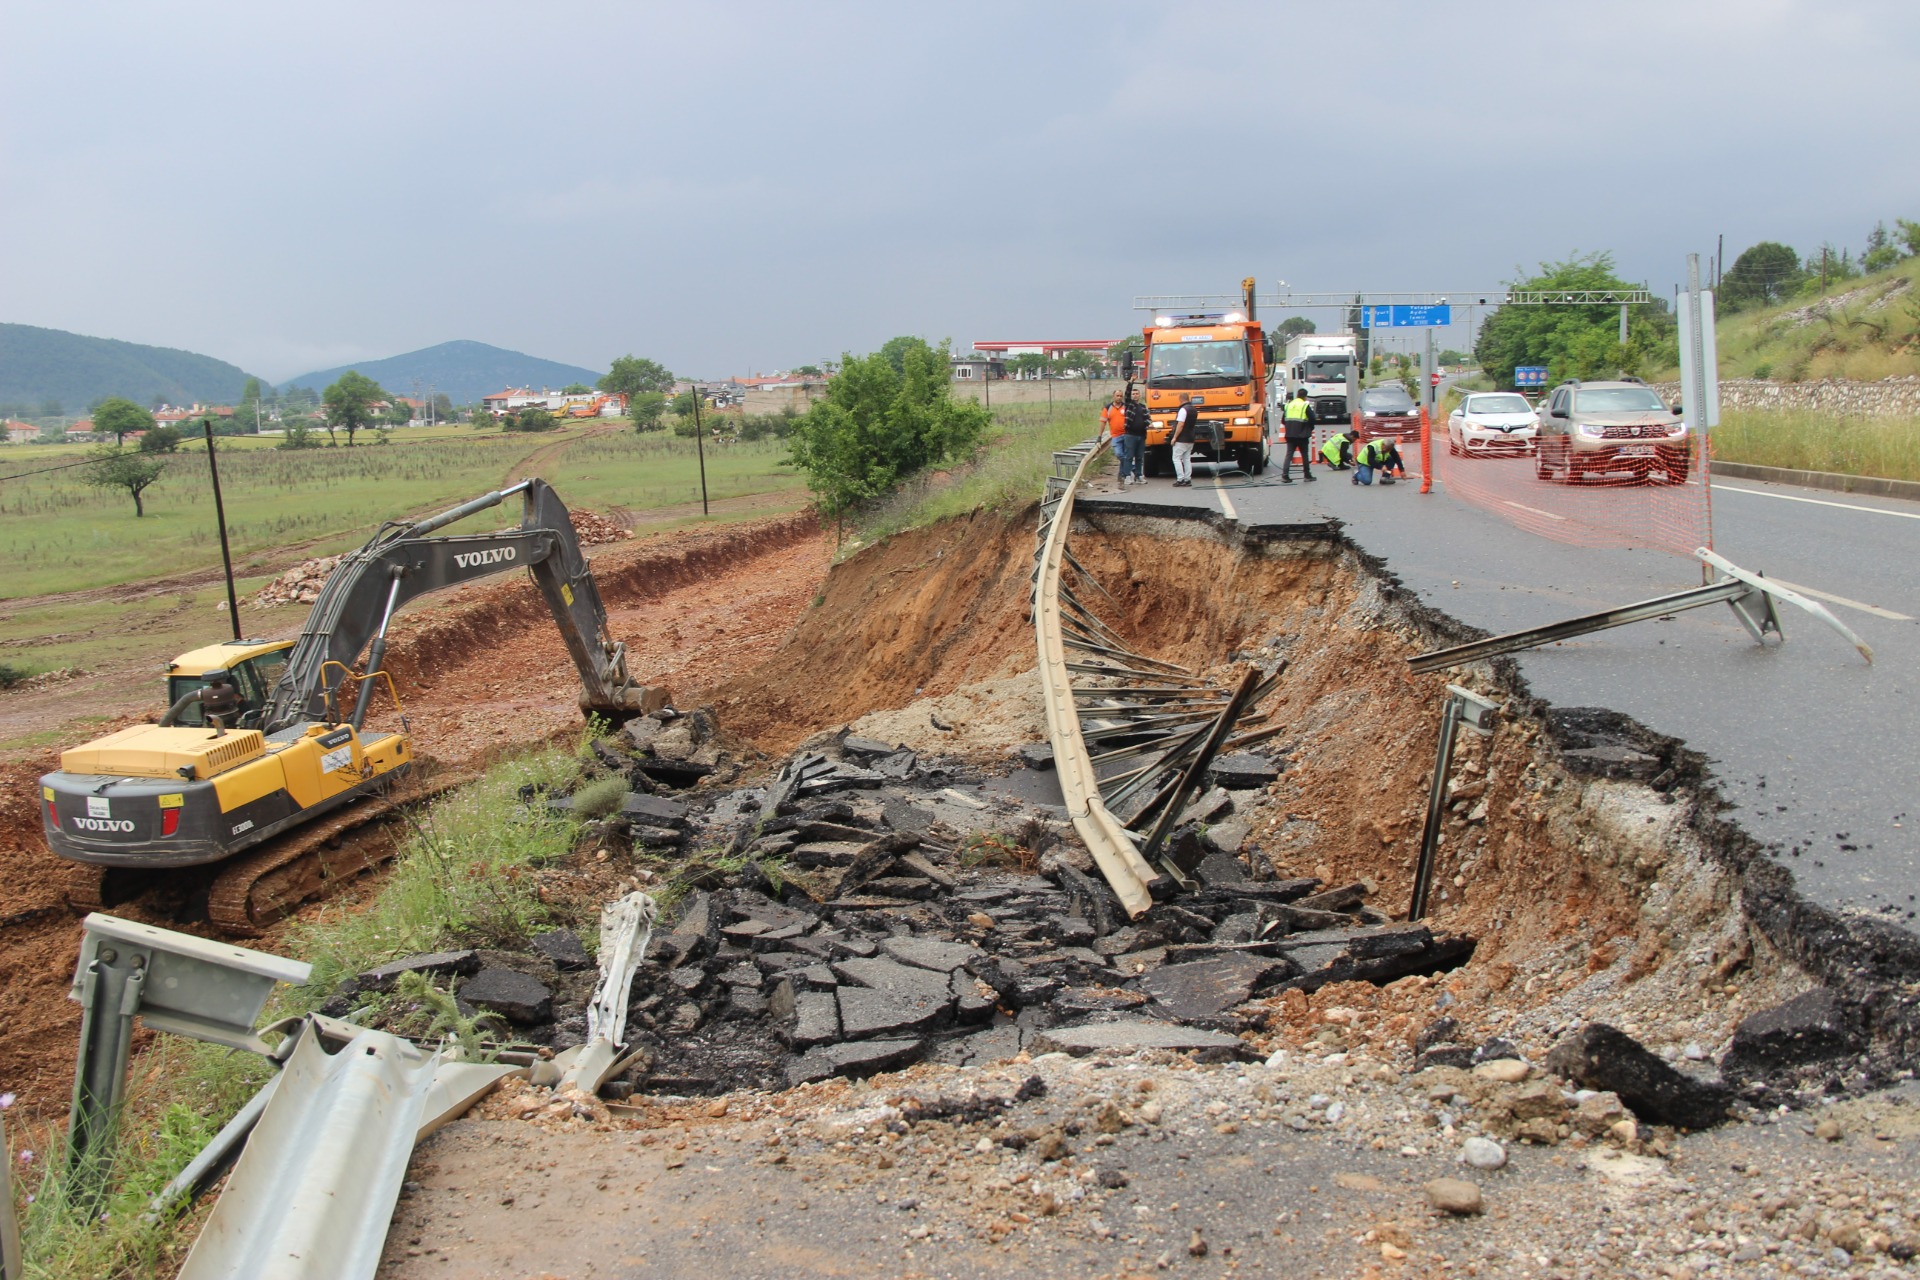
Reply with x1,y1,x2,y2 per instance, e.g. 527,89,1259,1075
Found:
1430,416,1714,558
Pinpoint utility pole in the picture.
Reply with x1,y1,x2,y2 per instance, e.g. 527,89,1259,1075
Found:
202,419,243,641
691,389,710,516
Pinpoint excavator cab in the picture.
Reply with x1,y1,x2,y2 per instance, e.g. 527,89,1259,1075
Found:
164,640,294,730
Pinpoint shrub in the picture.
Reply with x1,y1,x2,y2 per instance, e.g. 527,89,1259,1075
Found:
570,775,630,819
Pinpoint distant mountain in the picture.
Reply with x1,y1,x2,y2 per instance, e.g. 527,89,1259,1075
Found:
282,340,605,407
0,323,265,412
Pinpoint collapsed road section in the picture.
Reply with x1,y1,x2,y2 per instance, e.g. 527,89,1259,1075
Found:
21,473,1920,1275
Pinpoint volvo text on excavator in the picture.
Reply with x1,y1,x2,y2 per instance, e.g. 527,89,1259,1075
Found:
39,478,664,932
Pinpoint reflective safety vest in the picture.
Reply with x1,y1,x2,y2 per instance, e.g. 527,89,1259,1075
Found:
1358,438,1392,467
1283,397,1312,427
1320,433,1350,465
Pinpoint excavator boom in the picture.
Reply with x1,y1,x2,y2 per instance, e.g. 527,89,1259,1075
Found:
267,477,654,729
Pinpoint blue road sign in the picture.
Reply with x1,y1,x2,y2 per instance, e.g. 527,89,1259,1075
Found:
1514,366,1548,387
1360,304,1453,329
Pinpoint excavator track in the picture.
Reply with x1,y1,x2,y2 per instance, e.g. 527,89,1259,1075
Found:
205,765,478,936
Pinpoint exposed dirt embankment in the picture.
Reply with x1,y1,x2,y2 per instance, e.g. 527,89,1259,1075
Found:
714,509,1041,754
378,512,826,762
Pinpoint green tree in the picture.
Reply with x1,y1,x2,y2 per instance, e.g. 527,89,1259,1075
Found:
1473,253,1675,387
629,391,668,431
561,383,592,395
277,419,320,449
599,355,676,399
1050,350,1097,378
82,446,165,516
431,392,454,422
383,399,413,428
794,365,823,377
1863,221,1903,274
785,338,990,530
1720,242,1803,312
877,335,925,376
92,396,154,446
1275,316,1317,343
503,407,557,433
322,370,385,446
138,424,183,453
1896,219,1920,259
669,389,698,417
1007,352,1049,379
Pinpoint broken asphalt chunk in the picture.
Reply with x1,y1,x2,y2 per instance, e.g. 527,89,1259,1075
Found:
1140,954,1292,1022
529,929,592,971
1208,752,1281,789
879,936,982,973
1544,1022,1734,1130
785,1037,926,1086
457,968,553,1024
837,986,949,1038
356,949,479,991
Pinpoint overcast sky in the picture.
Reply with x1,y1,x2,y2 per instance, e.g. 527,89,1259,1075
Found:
3,1,1915,382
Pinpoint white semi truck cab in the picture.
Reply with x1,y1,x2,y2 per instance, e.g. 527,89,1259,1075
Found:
1284,333,1360,424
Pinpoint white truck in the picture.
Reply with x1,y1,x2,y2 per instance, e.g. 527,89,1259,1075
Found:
1282,333,1360,425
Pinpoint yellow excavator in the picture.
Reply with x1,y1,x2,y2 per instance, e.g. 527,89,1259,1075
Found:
41,478,663,933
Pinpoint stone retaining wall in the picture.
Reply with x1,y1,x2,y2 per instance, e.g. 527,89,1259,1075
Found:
1649,377,1920,416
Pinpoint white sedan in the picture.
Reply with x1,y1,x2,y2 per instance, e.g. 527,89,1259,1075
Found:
1447,392,1539,456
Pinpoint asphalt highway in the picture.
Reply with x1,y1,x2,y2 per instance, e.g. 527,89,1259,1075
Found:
1082,451,1919,941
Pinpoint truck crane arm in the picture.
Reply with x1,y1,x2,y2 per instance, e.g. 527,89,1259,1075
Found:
264,477,653,731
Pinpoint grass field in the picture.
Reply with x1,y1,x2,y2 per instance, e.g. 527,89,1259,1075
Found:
1711,408,1920,481
0,422,803,601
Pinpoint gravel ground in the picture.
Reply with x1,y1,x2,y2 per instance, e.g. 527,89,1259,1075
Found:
378,1037,1920,1279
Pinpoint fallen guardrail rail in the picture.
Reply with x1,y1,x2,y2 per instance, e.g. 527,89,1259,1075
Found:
1031,437,1283,917
1408,546,1873,674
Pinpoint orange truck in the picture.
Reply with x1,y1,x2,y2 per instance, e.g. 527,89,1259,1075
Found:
1122,277,1275,476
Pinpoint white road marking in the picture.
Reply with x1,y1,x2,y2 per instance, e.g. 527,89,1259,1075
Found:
1213,476,1238,521
1712,483,1920,521
1502,500,1568,522
1748,576,1914,622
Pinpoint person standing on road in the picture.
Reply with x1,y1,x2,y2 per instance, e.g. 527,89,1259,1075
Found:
1123,388,1149,484
1171,394,1202,487
1102,391,1133,486
1279,387,1316,483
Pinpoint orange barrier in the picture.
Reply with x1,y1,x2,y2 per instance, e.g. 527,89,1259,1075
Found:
1419,407,1433,494
1434,422,1713,558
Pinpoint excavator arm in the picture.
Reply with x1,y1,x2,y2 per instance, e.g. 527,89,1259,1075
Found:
264,478,654,731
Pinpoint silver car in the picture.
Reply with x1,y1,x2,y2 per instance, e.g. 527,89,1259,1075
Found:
1446,392,1538,456
1534,380,1690,484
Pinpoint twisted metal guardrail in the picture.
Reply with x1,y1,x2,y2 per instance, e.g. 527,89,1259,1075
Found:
1030,438,1283,918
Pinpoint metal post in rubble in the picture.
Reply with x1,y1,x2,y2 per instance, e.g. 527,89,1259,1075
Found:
1409,685,1500,920
691,389,710,516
